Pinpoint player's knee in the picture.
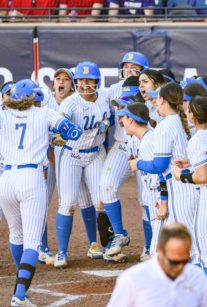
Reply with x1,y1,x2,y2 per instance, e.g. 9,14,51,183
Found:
100,182,119,203
58,205,76,216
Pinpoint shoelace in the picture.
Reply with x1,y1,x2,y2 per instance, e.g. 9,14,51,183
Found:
57,252,66,261
110,234,122,247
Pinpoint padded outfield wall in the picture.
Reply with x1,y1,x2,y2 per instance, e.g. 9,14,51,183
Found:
0,22,206,88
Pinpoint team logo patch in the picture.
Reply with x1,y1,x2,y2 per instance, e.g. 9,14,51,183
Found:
127,53,134,60
122,86,130,92
83,66,89,75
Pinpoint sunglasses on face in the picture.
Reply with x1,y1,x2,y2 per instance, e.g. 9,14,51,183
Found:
164,253,190,267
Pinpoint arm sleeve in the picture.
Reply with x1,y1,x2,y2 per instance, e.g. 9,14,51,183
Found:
137,124,173,174
137,156,171,174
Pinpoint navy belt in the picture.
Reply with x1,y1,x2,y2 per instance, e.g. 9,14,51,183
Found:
5,164,39,170
63,145,99,153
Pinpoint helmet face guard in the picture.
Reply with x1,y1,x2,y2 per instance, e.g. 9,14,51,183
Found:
119,52,149,79
74,61,101,95
75,80,99,95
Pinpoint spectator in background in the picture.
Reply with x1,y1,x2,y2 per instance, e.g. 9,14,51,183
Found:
107,0,155,17
9,0,57,18
167,0,207,16
59,0,104,17
0,0,10,19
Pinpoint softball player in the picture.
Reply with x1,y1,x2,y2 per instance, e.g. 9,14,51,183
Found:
0,79,82,307
100,52,149,256
173,95,207,274
54,61,111,268
39,68,94,265
139,69,166,123
117,102,165,259
129,82,199,262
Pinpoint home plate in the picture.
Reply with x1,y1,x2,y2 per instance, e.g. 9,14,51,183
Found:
81,270,123,278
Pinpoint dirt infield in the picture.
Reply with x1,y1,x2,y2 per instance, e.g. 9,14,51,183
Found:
0,176,143,306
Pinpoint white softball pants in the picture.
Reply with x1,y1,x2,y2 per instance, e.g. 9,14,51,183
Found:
0,167,47,251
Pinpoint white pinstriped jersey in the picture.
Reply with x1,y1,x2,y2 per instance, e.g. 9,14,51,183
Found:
139,129,159,190
0,107,62,166
187,129,207,173
153,114,188,176
59,90,111,149
42,86,58,110
145,100,163,124
127,135,139,159
108,80,127,142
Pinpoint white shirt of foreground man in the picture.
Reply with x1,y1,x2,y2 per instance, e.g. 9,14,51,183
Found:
107,223,207,307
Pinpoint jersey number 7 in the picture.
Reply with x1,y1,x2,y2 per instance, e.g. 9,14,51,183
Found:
16,123,27,149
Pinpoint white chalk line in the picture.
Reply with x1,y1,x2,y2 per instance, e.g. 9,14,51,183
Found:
30,287,111,307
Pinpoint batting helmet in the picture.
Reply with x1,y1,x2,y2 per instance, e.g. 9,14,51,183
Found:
10,79,44,102
74,61,101,88
119,52,149,70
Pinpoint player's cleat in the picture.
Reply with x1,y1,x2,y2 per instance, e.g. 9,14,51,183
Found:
103,252,127,263
140,247,151,262
105,234,130,256
87,242,103,259
38,248,55,265
54,251,69,268
11,296,37,307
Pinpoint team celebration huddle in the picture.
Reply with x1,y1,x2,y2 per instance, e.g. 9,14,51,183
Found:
1,51,207,306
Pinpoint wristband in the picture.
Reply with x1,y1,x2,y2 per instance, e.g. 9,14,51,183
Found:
160,181,168,197
180,172,195,184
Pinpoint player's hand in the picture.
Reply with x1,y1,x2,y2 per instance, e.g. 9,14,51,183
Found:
156,200,168,220
129,158,138,172
98,119,110,134
51,133,67,147
173,157,189,169
172,167,182,181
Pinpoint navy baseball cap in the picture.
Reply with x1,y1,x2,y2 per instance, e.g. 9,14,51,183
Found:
111,95,137,107
116,106,149,124
146,89,159,99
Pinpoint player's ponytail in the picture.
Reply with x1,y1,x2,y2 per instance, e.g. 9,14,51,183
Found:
4,96,35,111
176,104,191,139
159,82,191,139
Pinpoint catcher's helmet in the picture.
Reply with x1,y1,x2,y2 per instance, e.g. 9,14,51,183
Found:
74,61,101,88
119,52,149,70
10,79,44,102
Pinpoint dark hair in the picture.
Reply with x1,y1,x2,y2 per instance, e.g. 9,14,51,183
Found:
139,69,166,89
123,75,139,87
158,68,176,83
158,223,191,249
127,101,156,128
189,96,207,124
184,83,207,99
159,82,191,139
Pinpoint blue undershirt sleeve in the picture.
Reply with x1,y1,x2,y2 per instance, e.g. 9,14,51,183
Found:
137,156,171,174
